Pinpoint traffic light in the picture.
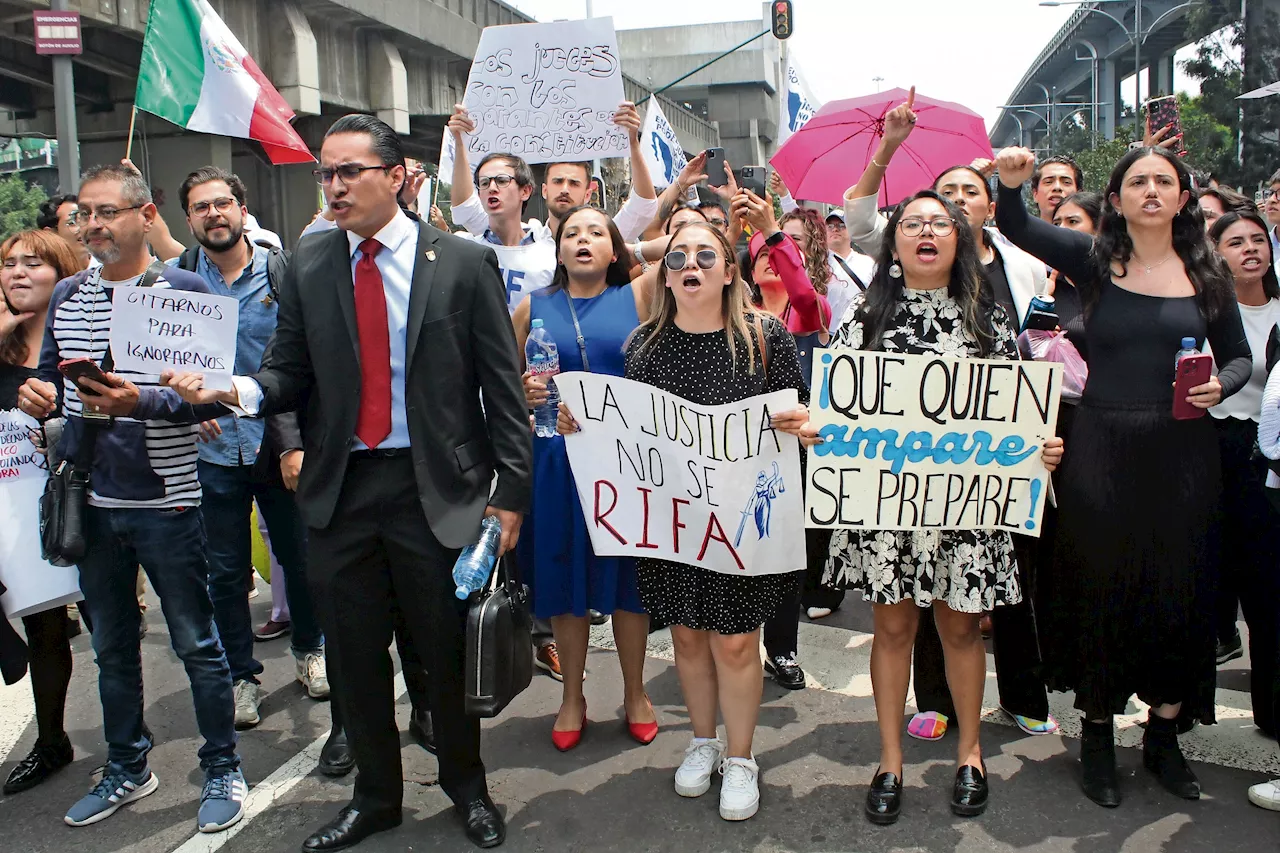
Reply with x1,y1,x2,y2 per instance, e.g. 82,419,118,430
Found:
771,1,793,40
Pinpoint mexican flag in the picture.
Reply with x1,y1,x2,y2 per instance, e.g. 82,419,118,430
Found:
135,0,314,164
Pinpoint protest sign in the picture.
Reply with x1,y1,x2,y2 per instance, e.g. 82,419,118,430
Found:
558,372,804,577
456,17,628,165
806,350,1061,535
640,98,688,188
0,410,83,619
109,286,239,390
776,58,820,148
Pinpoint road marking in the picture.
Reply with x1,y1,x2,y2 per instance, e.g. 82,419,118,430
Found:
169,673,406,853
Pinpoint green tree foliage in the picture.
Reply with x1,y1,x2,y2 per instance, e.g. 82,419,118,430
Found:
0,174,47,240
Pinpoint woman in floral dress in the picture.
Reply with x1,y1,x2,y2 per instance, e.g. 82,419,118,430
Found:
823,191,1063,826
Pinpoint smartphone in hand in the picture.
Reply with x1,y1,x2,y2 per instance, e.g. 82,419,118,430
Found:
58,357,110,391
1172,353,1211,420
1145,95,1184,154
705,148,728,187
738,166,767,198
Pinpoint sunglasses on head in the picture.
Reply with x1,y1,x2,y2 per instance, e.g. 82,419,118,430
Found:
663,249,719,271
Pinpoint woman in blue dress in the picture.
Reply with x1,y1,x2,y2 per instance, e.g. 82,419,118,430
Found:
513,205,657,752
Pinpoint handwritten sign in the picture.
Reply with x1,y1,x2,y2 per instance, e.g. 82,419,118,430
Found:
457,17,627,165
558,372,803,576
109,287,239,390
0,410,83,619
806,350,1062,535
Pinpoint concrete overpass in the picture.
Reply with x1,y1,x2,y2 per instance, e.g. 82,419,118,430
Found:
0,0,719,245
990,0,1249,151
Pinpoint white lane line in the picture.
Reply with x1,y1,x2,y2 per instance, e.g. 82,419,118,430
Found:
0,673,36,764
170,673,406,853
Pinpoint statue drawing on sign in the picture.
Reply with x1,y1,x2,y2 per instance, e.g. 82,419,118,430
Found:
651,132,675,185
735,461,785,547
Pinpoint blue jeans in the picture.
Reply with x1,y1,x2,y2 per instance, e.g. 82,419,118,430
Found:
199,460,323,677
78,505,239,774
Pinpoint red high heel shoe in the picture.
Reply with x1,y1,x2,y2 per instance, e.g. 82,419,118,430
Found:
552,706,587,752
626,697,659,746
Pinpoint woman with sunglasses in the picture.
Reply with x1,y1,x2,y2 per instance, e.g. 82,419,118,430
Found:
996,145,1250,808
1205,211,1280,729
560,219,816,821
824,192,1064,825
513,206,656,752
0,229,86,794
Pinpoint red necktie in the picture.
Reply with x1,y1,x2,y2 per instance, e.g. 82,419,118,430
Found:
354,238,391,448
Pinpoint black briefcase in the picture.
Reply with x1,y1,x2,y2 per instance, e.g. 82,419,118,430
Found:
464,554,533,717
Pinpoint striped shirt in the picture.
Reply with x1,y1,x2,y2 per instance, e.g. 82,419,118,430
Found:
46,267,205,509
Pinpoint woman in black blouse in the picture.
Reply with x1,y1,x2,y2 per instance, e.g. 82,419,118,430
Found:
995,146,1250,809
0,229,85,795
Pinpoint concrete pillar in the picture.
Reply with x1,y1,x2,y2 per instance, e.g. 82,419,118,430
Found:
368,34,410,135
269,0,321,116
1150,54,1176,99
1098,56,1119,140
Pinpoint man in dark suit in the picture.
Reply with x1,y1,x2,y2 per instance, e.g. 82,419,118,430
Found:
164,114,531,850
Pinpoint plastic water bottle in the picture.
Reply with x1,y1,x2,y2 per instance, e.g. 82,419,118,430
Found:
453,515,501,599
1175,336,1199,372
526,319,561,438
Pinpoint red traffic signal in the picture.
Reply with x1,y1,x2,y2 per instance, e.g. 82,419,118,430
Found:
771,1,793,40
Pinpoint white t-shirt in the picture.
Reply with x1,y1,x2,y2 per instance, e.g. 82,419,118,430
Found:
827,250,874,327
1210,297,1280,422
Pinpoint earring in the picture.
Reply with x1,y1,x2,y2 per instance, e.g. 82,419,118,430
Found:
889,261,902,279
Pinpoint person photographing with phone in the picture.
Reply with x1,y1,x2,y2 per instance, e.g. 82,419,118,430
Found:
15,164,247,833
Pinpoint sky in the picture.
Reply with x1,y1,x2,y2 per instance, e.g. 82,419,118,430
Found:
505,0,1217,130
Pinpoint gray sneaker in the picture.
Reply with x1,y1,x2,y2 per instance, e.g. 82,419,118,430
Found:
233,679,261,729
296,651,330,699
64,767,159,826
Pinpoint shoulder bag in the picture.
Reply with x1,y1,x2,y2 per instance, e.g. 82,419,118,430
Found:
39,261,167,566
464,553,533,717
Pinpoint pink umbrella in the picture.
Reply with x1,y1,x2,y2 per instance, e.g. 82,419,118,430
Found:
770,87,994,209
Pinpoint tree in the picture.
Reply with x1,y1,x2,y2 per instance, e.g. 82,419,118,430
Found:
0,173,47,239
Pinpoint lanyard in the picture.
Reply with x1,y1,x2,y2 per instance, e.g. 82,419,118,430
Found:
562,289,590,372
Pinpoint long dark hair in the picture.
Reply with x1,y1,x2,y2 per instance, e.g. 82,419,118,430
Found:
1209,210,1280,300
1092,147,1233,319
856,190,999,356
547,205,632,292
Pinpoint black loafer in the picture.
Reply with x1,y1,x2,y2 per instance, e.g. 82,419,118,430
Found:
456,794,505,848
3,735,73,795
865,770,902,825
318,727,355,778
951,762,989,816
409,706,437,755
764,655,806,690
302,805,402,851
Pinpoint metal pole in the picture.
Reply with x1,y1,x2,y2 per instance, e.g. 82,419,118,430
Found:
636,30,769,105
1238,0,1247,168
51,0,80,192
1133,0,1142,132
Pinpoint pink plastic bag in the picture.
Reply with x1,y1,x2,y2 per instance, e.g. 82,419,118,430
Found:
1018,330,1088,401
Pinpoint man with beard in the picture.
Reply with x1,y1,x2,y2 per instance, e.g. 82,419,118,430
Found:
170,168,331,735
1030,155,1082,224
17,163,245,832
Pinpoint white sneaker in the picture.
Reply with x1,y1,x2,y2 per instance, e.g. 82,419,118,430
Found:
1249,779,1280,811
718,755,760,820
233,679,261,729
296,651,330,699
674,736,725,798
806,606,833,620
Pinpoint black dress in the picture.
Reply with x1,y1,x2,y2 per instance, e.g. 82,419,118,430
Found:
996,183,1251,720
624,316,807,635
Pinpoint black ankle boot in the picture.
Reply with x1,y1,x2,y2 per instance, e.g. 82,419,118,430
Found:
1143,714,1200,800
1080,719,1120,808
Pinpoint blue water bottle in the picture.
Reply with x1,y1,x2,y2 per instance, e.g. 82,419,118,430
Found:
453,515,501,599
526,319,561,438
1174,336,1199,372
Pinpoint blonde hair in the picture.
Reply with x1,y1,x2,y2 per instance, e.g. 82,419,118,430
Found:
630,221,763,375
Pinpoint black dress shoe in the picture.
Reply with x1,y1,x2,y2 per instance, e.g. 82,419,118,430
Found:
1080,719,1120,808
865,770,902,825
318,728,355,778
951,762,989,817
764,655,806,690
409,706,436,755
3,735,73,794
302,805,402,852
455,794,505,848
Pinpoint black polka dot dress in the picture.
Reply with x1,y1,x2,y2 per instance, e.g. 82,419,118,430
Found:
624,316,808,635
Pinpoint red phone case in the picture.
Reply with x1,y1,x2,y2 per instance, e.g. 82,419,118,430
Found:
1172,354,1212,420
58,357,108,388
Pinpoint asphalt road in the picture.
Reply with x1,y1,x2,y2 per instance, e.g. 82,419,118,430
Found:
1,583,1278,853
